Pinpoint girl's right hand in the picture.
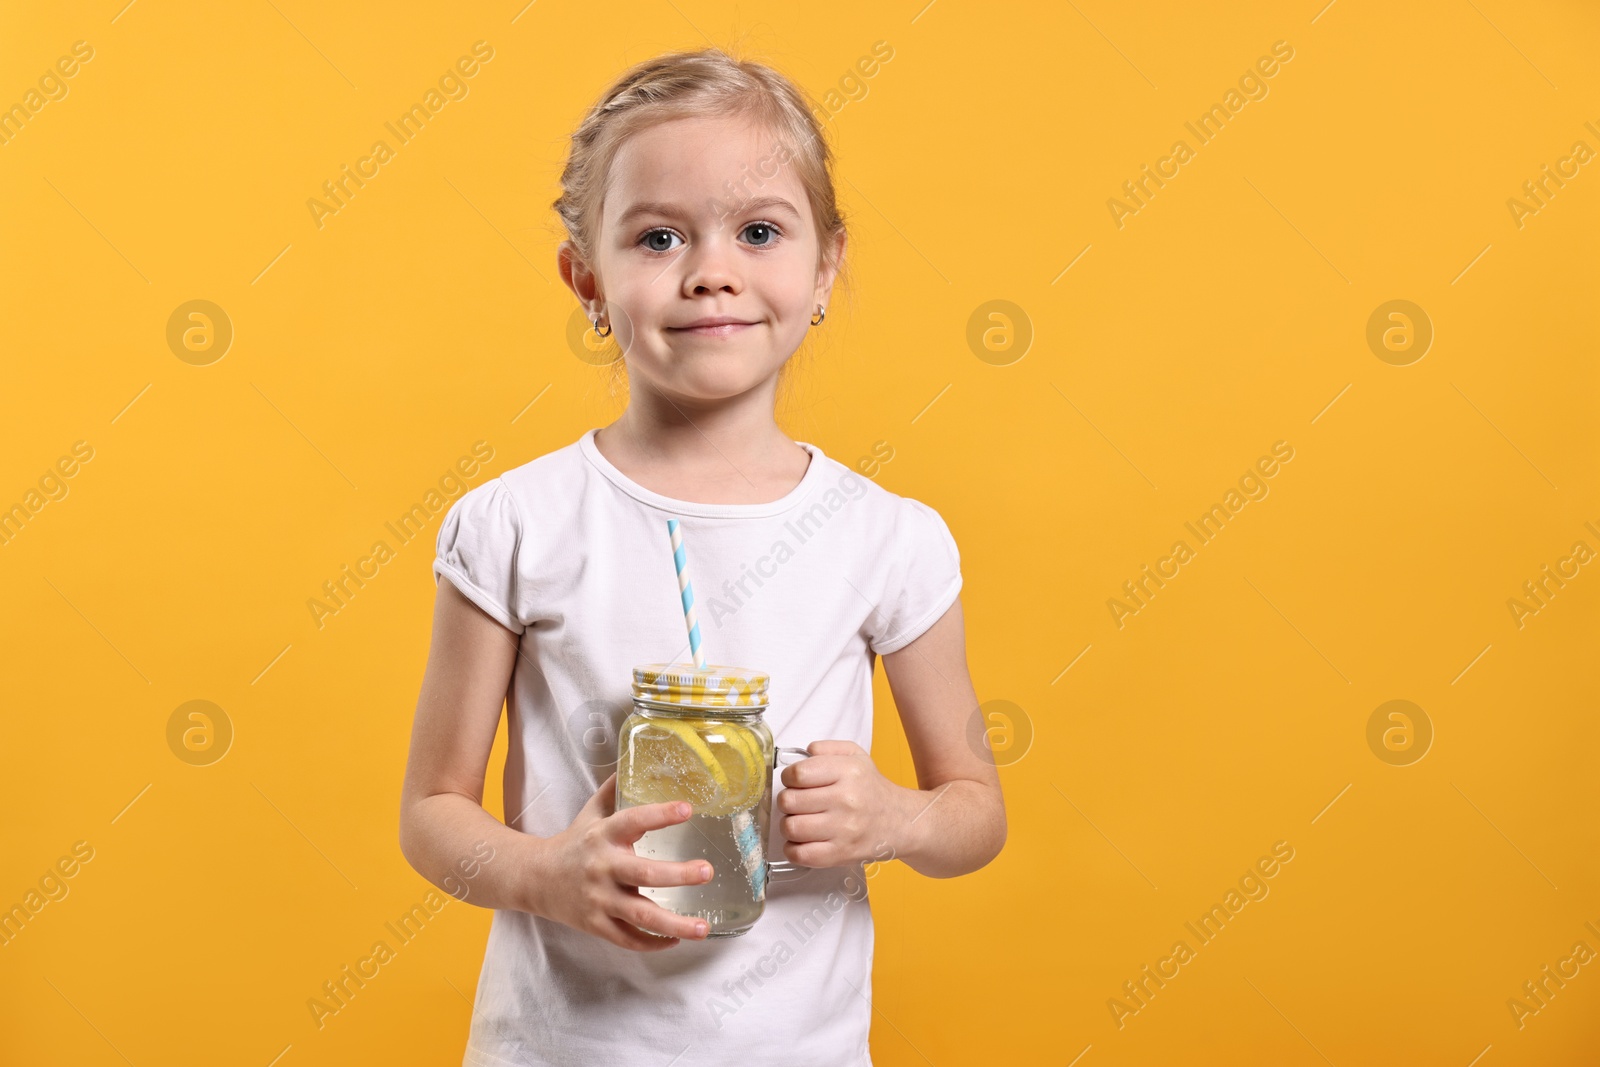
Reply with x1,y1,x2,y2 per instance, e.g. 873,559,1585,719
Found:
531,770,716,951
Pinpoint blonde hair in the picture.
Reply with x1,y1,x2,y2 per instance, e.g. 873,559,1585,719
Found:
554,47,850,408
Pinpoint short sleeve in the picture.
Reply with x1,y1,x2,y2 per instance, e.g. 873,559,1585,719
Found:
868,497,963,655
433,478,526,634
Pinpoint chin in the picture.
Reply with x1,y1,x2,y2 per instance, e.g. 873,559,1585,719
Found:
645,349,768,392
670,378,765,403
656,367,770,403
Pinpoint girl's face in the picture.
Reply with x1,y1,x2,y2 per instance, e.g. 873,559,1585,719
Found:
563,113,842,405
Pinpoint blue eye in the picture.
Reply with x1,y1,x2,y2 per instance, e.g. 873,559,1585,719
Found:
641,228,683,253
743,222,781,247
638,222,784,254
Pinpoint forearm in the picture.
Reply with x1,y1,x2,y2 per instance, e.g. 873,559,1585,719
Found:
887,779,1006,879
399,790,541,912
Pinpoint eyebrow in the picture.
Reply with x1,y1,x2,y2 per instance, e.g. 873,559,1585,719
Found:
614,195,804,227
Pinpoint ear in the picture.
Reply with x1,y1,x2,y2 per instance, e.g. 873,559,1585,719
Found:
558,239,603,314
813,229,847,310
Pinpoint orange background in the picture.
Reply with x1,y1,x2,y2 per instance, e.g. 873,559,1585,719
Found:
2,1,1597,1064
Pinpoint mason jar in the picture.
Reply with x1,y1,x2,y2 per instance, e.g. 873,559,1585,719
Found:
616,662,808,938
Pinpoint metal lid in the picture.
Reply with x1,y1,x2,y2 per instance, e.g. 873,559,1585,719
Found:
630,662,769,709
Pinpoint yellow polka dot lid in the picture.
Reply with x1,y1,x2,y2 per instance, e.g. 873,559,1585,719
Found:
630,662,770,708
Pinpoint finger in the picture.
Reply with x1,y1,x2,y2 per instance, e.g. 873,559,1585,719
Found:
777,783,836,815
781,757,846,788
780,812,831,843
781,840,828,869
615,857,714,889
583,771,618,820
612,890,710,941
604,915,681,952
806,739,863,757
605,799,693,843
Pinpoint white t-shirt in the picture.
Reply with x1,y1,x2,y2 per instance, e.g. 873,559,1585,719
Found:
432,427,962,1067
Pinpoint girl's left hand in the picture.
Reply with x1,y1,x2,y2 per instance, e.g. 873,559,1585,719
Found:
775,740,904,869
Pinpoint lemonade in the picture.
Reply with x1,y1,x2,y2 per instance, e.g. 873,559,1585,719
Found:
617,710,775,937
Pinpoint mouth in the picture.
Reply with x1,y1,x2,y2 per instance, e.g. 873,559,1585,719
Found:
672,324,752,337
667,318,759,337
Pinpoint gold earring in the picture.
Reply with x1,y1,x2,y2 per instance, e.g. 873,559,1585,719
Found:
592,313,612,338
810,304,826,326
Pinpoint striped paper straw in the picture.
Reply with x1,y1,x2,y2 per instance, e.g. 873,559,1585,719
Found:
668,516,761,895
667,518,707,670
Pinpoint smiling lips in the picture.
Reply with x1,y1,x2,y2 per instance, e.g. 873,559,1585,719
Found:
668,316,758,337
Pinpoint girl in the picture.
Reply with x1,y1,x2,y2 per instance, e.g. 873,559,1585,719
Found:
400,47,1005,1067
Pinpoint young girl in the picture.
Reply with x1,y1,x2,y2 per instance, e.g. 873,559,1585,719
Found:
400,47,1005,1067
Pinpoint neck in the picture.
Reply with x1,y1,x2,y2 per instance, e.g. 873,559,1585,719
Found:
607,372,800,479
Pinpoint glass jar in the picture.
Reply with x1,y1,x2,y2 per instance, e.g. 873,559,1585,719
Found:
616,662,807,938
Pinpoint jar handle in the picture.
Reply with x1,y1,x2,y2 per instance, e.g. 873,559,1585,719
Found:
767,746,814,879
767,858,809,878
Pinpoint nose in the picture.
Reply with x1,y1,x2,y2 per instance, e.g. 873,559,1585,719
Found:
679,232,743,298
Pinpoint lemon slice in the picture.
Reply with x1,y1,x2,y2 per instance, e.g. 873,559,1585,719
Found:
724,722,765,775
711,722,766,809
621,719,765,817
